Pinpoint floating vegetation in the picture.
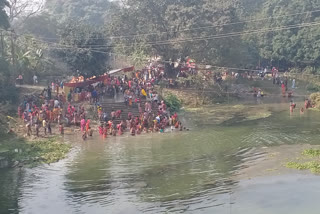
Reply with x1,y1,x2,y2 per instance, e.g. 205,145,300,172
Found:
245,111,272,121
286,161,320,174
286,149,320,174
302,149,320,157
2,136,71,167
23,137,71,165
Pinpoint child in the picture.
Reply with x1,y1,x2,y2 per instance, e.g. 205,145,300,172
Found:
48,121,52,135
130,127,136,136
59,123,64,135
99,125,103,136
103,125,108,139
35,123,39,137
82,131,87,141
88,128,93,137
26,123,32,136
43,119,47,135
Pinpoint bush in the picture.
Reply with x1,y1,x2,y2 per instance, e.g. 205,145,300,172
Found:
163,93,182,113
306,84,320,92
310,92,320,109
0,82,19,104
303,66,316,74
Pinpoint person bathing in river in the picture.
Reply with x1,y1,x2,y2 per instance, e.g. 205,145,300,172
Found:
130,126,136,136
88,127,93,137
305,99,311,109
290,100,296,113
179,122,183,131
117,123,123,135
85,120,91,133
99,125,103,136
103,123,108,138
82,131,87,141
80,118,86,132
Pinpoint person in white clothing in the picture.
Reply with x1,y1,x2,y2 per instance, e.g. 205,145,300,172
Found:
33,75,38,85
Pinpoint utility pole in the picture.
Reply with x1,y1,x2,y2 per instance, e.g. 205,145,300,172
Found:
10,29,17,77
0,31,4,57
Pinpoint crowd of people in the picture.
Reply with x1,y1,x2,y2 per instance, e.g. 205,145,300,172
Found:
97,110,183,138
18,65,186,140
18,92,66,137
92,67,186,139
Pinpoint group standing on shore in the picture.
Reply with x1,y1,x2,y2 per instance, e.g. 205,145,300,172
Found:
18,64,187,140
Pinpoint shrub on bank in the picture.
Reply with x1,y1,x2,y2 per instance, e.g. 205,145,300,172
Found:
163,93,182,113
306,84,320,92
310,93,320,109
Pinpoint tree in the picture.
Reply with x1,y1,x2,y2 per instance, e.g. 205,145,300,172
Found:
108,0,247,68
16,12,59,40
246,0,320,69
45,0,117,25
14,35,54,78
55,21,110,78
0,0,9,29
7,0,44,27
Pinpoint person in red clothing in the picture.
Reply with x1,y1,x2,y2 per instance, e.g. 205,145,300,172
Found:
172,112,178,124
116,110,122,119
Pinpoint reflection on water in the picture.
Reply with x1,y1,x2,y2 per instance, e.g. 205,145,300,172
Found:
2,107,320,213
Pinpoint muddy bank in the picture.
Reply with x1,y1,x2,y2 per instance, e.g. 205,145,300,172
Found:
236,144,320,180
184,104,273,126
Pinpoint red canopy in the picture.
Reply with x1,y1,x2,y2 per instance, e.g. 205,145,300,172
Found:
64,66,135,88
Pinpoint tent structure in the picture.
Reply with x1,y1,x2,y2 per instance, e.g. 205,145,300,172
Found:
64,66,135,89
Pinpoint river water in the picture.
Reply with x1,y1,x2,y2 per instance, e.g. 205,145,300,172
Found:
2,100,320,214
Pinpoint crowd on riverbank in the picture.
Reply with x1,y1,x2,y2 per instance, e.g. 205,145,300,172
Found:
17,65,188,140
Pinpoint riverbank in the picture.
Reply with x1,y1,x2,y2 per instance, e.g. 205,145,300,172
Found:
236,144,320,180
0,134,71,168
0,86,72,168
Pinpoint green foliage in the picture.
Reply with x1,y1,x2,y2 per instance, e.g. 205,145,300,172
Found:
246,0,320,68
306,83,320,92
14,35,54,81
45,0,117,25
163,93,182,113
108,0,248,66
0,57,18,104
303,66,316,74
2,137,71,166
55,21,110,78
17,13,59,40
